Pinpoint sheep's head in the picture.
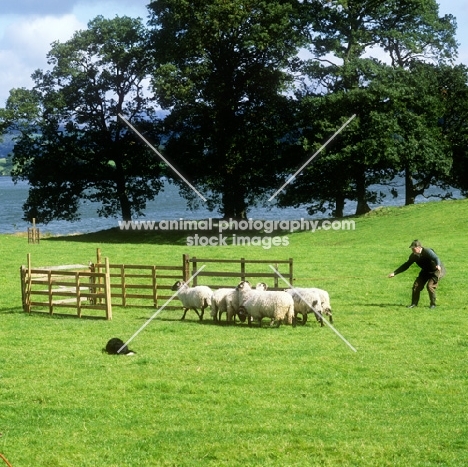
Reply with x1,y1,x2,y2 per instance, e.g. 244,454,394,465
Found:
237,306,248,322
171,280,186,291
255,282,268,291
236,281,252,291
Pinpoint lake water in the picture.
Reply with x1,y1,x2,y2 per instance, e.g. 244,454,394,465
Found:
0,176,462,235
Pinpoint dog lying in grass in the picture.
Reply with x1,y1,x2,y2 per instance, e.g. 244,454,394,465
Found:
104,337,135,355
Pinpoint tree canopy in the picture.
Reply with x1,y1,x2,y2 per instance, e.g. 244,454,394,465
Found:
1,1,467,223
278,0,459,216
147,0,307,218
4,15,164,223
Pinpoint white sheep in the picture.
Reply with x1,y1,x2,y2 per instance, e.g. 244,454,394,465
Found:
286,287,333,326
171,280,213,320
309,287,333,324
210,288,235,322
211,282,254,323
236,281,296,327
284,287,323,326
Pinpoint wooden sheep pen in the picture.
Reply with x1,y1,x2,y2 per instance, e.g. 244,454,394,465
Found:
91,250,294,312
20,254,112,319
20,250,294,320
187,255,294,290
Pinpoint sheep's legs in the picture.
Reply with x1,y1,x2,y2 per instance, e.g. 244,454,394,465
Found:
319,310,333,325
199,306,205,321
270,319,281,328
313,312,324,327
180,307,202,320
247,315,258,327
295,311,308,325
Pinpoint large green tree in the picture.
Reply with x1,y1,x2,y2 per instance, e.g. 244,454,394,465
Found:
6,15,163,223
381,62,452,205
286,0,458,216
147,0,307,218
437,64,468,196
374,1,457,204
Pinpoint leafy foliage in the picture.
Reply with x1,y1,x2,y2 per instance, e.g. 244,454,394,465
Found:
6,16,164,223
147,0,307,218
284,0,459,216
437,64,468,196
0,2,466,224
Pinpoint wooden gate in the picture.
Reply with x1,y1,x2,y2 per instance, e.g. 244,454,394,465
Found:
20,254,112,319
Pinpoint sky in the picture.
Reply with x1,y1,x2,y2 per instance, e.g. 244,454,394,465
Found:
0,0,467,106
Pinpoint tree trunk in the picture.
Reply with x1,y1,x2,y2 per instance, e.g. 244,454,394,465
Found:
115,159,132,221
355,171,371,215
334,195,345,218
405,168,417,205
221,177,247,219
118,191,132,221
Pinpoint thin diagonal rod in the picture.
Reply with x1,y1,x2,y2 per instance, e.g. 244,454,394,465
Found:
268,114,356,202
269,265,357,352
118,113,207,202
117,265,206,354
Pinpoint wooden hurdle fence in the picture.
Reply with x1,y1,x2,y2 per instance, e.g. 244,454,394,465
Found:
20,250,294,319
20,253,112,319
91,249,185,311
27,218,40,244
188,255,294,290
92,250,294,309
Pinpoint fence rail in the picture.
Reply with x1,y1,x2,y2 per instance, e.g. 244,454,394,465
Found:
187,255,294,289
20,254,112,319
20,251,294,319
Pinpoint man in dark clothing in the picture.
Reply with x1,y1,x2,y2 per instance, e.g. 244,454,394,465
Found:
388,240,444,308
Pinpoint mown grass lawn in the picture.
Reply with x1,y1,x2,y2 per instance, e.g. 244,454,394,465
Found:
1,199,467,466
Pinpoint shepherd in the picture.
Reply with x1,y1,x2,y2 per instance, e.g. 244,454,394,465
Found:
388,240,445,309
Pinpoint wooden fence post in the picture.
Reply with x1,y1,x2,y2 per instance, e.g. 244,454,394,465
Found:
76,272,82,318
241,258,245,282
26,254,32,313
104,257,112,320
96,248,103,304
47,270,53,315
192,257,198,285
182,254,190,282
120,264,126,306
28,218,40,244
152,265,157,307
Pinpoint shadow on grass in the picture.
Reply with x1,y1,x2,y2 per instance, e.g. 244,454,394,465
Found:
42,227,191,245
25,311,108,320
149,315,232,326
41,226,291,245
0,306,24,314
360,303,409,308
0,307,108,320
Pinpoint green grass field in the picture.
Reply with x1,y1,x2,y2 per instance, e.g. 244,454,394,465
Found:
1,199,468,466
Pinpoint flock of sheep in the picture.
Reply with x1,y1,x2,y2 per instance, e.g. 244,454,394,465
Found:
171,280,333,327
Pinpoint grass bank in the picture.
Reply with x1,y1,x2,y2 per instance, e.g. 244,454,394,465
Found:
1,199,467,466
